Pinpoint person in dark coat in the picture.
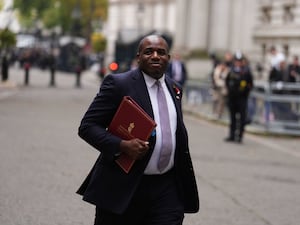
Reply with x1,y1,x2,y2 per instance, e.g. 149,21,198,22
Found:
166,52,188,87
287,55,300,83
77,34,199,225
225,53,253,143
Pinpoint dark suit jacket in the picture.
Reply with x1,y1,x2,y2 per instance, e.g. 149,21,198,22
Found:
77,68,199,215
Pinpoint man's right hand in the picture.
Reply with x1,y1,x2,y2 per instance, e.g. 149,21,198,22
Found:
120,139,149,160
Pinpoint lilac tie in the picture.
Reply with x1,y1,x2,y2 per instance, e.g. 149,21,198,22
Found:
156,81,172,171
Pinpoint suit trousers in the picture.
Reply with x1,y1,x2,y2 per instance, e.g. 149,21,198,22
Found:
228,97,248,139
94,169,184,225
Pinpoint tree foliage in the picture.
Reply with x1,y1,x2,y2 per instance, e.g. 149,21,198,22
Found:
91,32,106,52
0,0,3,11
13,0,108,37
0,28,16,49
13,0,52,18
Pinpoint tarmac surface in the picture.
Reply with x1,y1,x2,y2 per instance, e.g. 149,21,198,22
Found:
0,66,300,225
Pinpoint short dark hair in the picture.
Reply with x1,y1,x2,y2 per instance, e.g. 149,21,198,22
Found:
137,35,169,54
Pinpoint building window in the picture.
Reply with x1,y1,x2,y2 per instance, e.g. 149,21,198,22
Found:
283,44,289,58
261,6,272,24
283,5,294,23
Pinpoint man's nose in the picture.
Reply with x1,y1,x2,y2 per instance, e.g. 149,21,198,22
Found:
152,51,159,58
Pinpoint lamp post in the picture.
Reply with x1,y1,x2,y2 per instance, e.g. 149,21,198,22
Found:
71,1,83,88
71,1,82,37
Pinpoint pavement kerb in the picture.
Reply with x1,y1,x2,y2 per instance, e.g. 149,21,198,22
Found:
183,104,278,137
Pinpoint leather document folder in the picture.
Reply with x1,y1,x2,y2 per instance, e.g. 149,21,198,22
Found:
108,96,156,173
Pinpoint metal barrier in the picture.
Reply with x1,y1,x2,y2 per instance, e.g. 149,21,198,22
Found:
185,80,213,105
185,80,300,136
249,81,300,135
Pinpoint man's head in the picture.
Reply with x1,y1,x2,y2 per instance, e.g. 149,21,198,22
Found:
293,55,299,64
270,46,277,55
233,52,244,67
136,35,170,79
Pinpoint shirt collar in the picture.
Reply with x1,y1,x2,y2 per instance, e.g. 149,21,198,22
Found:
142,72,166,88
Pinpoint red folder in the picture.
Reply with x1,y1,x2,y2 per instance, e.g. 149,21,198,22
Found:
108,96,156,173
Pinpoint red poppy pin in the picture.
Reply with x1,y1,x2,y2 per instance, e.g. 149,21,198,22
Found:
173,85,181,99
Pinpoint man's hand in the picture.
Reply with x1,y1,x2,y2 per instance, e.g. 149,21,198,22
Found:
120,139,149,160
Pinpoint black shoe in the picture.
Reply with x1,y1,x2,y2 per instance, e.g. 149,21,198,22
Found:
224,137,235,142
236,137,243,143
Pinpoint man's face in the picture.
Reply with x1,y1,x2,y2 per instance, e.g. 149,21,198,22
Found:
137,35,170,79
234,60,243,68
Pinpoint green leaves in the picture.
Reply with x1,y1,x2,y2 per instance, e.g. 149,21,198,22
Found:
13,0,108,37
0,28,16,49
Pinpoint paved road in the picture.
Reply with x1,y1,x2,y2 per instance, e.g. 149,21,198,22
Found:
0,67,299,225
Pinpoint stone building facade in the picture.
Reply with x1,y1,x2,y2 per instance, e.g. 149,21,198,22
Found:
105,0,300,78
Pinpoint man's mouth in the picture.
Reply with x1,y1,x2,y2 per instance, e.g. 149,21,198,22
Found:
150,63,161,67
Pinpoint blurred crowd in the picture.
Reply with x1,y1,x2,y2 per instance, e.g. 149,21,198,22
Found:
209,46,300,117
207,46,300,138
268,46,300,84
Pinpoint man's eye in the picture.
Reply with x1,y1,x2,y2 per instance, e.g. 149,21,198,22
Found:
144,50,153,55
157,50,166,56
143,49,166,56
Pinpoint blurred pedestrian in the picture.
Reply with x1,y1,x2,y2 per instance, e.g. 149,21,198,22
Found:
225,53,253,143
269,46,286,71
265,45,286,82
77,34,199,225
269,59,288,93
75,53,86,88
209,52,221,88
211,51,233,115
224,51,234,68
212,61,230,118
166,52,188,87
287,55,300,83
268,59,298,120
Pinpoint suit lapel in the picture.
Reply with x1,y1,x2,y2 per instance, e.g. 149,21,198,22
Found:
129,69,182,123
165,76,182,118
131,69,155,120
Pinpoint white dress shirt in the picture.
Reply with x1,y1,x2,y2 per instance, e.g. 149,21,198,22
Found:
142,73,177,174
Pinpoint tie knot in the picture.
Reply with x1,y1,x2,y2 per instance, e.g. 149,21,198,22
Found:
156,80,162,88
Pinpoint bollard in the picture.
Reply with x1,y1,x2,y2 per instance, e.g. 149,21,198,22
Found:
1,56,9,82
24,62,31,86
24,68,29,85
48,53,56,87
49,68,56,87
75,66,81,88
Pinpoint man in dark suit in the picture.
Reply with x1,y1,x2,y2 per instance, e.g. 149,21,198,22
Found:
77,34,199,225
166,52,188,86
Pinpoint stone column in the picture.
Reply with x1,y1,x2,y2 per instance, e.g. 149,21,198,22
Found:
173,0,190,51
208,0,232,51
